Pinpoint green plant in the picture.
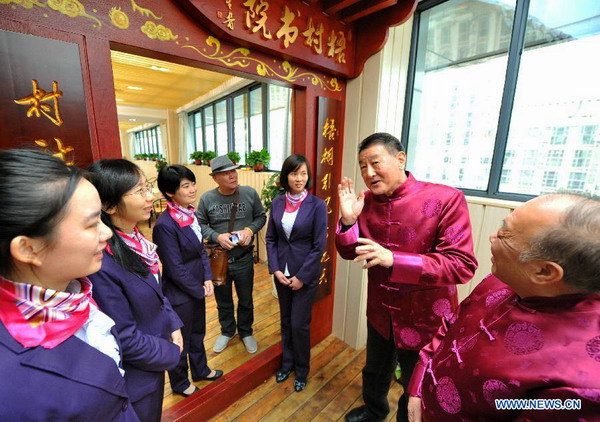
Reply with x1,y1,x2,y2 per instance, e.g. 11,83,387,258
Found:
204,150,217,164
190,151,204,164
259,149,270,166
134,153,149,160
260,173,285,213
247,149,271,168
246,150,259,166
155,157,168,172
227,151,241,164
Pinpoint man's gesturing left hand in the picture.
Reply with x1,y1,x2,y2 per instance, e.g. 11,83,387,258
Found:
354,237,393,269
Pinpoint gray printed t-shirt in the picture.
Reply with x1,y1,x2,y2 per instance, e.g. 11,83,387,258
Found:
196,185,266,258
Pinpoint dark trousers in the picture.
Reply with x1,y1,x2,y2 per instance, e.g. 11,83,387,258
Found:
362,323,420,422
275,278,318,381
132,373,165,422
214,253,254,338
168,298,210,393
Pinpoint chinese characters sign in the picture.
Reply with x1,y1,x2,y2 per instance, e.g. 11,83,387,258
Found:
14,79,64,126
239,0,347,62
0,30,92,165
214,0,349,67
314,96,342,301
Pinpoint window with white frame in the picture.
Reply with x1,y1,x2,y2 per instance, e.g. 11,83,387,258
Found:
189,82,292,170
404,0,600,199
134,126,162,156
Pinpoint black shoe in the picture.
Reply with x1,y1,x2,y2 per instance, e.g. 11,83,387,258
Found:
275,369,293,383
173,386,200,398
345,406,375,422
193,369,224,382
294,379,307,392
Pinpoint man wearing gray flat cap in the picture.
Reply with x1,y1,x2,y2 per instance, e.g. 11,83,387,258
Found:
197,155,266,354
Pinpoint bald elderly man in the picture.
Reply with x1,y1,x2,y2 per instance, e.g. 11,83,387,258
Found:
407,194,600,421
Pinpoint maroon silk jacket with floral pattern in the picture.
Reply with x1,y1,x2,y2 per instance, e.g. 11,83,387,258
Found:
335,172,477,350
408,275,600,421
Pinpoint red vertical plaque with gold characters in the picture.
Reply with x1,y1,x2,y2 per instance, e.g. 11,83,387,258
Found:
0,29,92,166
314,96,342,301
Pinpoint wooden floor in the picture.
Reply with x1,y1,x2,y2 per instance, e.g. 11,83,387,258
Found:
139,222,283,413
209,336,402,422
161,261,282,412
141,222,401,421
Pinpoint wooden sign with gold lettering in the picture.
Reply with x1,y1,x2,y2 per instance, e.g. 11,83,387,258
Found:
176,0,352,75
0,29,93,166
314,96,342,301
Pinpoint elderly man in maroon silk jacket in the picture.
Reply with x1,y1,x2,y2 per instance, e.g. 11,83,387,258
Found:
335,133,478,422
407,194,600,422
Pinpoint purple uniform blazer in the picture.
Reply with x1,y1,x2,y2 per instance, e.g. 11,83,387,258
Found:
153,212,213,306
336,172,477,350
408,275,600,421
0,322,139,421
266,193,327,286
89,252,183,403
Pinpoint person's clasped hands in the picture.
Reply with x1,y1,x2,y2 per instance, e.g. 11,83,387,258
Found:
273,270,304,290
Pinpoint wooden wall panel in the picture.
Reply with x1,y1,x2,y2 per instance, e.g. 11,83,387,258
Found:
466,202,485,254
457,200,516,301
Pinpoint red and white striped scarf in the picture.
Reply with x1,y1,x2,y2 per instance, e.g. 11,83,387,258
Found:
0,276,92,348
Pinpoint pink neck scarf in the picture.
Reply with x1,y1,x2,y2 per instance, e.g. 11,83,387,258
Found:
116,227,160,275
167,201,196,228
0,276,92,349
285,190,308,213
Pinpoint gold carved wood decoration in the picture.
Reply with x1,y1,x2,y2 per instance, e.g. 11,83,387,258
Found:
182,36,342,92
140,20,178,41
1,0,416,79
0,0,101,28
109,6,129,29
0,0,345,93
0,0,46,8
130,0,161,20
174,0,418,77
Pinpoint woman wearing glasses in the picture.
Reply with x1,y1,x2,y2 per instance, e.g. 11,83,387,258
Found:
0,150,138,421
87,159,183,422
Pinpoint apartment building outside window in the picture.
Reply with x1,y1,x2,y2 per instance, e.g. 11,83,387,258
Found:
403,0,600,199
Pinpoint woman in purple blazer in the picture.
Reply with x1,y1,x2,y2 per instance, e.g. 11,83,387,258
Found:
0,150,138,421
266,154,327,392
87,160,183,422
153,165,223,398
